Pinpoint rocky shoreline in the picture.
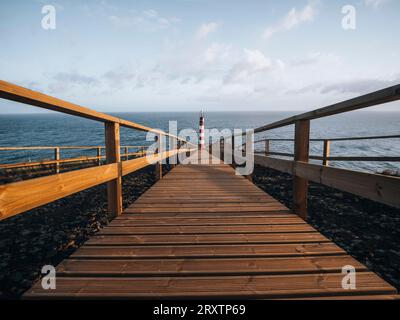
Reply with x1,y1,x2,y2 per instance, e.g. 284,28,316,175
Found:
253,165,400,291
0,164,399,298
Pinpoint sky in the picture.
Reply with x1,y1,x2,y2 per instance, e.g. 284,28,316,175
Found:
0,0,399,113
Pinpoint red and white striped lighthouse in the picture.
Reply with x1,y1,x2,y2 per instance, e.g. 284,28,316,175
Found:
199,110,205,150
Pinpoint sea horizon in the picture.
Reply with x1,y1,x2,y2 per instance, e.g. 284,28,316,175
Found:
1,111,399,174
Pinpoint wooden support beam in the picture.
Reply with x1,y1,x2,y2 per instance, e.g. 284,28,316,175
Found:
170,139,176,169
265,140,270,156
105,122,122,219
155,135,162,180
322,140,331,166
231,135,235,168
97,147,102,166
124,147,129,161
54,147,60,174
242,142,253,182
293,120,310,220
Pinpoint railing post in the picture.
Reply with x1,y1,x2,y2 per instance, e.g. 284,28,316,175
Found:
243,143,253,182
170,138,176,169
97,147,102,166
220,140,224,162
155,134,162,180
105,122,122,219
231,135,235,168
293,120,310,220
323,140,331,166
265,140,270,156
54,147,60,174
177,140,181,165
124,147,129,161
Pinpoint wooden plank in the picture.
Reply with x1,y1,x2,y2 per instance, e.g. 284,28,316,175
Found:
0,163,118,221
294,161,400,209
119,212,295,219
105,122,122,218
129,202,288,208
254,155,400,209
54,147,60,174
125,206,288,213
322,139,330,166
254,155,294,174
154,134,162,180
110,216,305,226
293,120,310,220
135,197,276,203
97,224,316,235
70,243,346,259
86,232,328,245
56,255,366,276
24,272,396,299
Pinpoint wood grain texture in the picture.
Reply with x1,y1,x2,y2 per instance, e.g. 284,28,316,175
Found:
0,148,190,221
293,120,310,220
105,122,122,218
254,155,400,209
23,157,397,299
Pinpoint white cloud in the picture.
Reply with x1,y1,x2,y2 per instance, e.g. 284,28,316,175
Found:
204,43,232,63
263,2,318,39
364,0,390,8
224,49,272,83
196,22,219,39
108,9,179,30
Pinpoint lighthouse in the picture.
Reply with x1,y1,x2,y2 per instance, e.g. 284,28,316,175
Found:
199,110,205,150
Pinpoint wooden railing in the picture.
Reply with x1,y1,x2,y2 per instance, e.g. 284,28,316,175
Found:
253,134,400,166
0,80,194,221
0,145,147,172
222,84,400,219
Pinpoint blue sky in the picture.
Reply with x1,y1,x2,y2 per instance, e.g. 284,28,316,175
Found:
0,0,399,113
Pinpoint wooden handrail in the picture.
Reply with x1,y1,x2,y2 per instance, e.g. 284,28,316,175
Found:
0,80,194,145
0,145,147,171
253,152,400,162
0,153,145,170
0,148,190,221
253,134,400,144
254,155,400,209
224,85,400,219
252,84,400,134
0,145,146,151
0,80,196,220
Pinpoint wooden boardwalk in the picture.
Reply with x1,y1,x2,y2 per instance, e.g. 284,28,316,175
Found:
24,157,398,299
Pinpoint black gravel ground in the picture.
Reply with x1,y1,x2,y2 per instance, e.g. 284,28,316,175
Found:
253,165,400,291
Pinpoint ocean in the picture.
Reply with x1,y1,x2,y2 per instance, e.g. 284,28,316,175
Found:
0,111,399,174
